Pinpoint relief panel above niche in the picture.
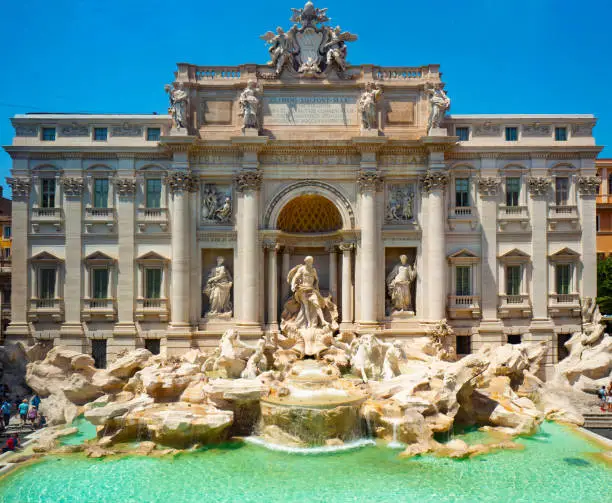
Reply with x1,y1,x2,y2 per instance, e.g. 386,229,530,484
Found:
200,100,233,125
385,100,416,125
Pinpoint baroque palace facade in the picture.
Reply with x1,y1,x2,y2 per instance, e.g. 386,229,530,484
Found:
3,3,602,376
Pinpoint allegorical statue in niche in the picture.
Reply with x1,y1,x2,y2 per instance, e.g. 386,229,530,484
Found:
238,80,262,132
386,254,417,312
204,256,233,315
426,84,451,133
260,26,297,75
164,82,188,129
287,256,329,329
358,82,383,130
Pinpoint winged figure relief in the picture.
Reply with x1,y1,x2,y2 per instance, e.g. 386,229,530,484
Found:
260,26,298,74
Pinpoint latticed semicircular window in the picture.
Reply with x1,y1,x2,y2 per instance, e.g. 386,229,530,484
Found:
277,195,342,233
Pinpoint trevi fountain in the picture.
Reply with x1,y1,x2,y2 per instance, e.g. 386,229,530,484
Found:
0,2,611,501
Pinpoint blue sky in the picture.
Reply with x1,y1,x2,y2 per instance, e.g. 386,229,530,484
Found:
1,0,611,196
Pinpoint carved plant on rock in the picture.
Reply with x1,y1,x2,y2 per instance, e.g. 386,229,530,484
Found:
428,319,456,361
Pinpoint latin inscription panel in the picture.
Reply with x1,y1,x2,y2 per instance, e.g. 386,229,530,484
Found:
263,95,358,126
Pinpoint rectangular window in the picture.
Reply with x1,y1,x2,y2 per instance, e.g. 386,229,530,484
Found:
41,128,56,141
92,269,109,299
456,127,469,141
3,248,11,259
3,226,11,239
555,177,569,205
505,127,518,141
555,127,567,141
146,179,162,208
455,266,471,296
91,339,107,369
145,268,162,299
505,177,521,206
596,215,600,232
506,265,521,295
555,264,571,295
40,268,56,299
41,178,56,208
93,178,109,208
455,178,470,207
93,127,108,141
147,128,161,141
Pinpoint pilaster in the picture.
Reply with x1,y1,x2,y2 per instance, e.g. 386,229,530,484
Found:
577,175,600,299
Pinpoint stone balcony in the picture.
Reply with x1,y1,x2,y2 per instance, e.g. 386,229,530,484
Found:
27,298,64,322
548,205,579,231
548,293,581,317
84,207,116,233
498,294,532,318
31,207,63,233
447,207,478,230
136,208,169,233
82,298,116,321
497,206,530,231
135,298,169,321
447,295,481,319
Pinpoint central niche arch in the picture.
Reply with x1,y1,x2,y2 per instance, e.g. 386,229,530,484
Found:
264,180,355,230
278,195,342,233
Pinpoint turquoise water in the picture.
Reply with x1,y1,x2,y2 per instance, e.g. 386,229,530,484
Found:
1,422,610,503
59,416,98,446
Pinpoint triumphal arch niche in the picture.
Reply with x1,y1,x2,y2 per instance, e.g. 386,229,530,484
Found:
163,0,455,345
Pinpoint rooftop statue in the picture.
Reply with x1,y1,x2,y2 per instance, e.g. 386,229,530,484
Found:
258,2,357,79
426,83,451,133
164,82,188,130
238,80,263,132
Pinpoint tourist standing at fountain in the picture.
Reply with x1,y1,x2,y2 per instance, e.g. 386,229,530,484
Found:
17,399,28,426
1,399,10,428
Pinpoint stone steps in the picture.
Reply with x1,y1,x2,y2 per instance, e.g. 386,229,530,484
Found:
583,413,612,429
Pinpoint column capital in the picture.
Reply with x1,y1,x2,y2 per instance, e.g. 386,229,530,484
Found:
114,178,137,197
325,243,339,253
61,177,85,198
476,177,501,197
339,242,354,252
527,176,551,197
357,171,383,193
164,171,199,194
262,240,280,251
6,177,31,199
421,170,449,192
577,175,601,196
234,170,263,192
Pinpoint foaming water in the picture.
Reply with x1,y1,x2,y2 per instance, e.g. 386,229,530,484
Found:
245,436,376,454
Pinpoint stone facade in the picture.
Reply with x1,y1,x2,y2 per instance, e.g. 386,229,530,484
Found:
2,4,603,378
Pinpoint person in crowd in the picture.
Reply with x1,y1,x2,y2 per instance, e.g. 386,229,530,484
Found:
31,394,41,409
598,385,607,411
1,433,19,453
27,405,38,426
607,383,612,413
35,413,46,429
1,399,10,427
17,399,28,426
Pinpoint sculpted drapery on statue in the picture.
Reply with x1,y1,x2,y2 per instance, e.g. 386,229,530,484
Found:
204,256,233,316
238,80,263,132
386,255,417,313
164,82,188,129
426,84,451,133
358,83,383,130
288,256,328,329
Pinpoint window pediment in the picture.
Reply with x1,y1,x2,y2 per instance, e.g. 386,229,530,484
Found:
136,251,169,264
84,251,116,265
29,251,64,263
499,248,530,263
448,248,480,264
549,247,580,263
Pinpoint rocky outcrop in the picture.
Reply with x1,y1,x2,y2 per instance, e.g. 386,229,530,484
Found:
125,362,202,402
554,333,612,388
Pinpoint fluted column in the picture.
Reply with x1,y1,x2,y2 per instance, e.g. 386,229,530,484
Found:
358,171,382,326
281,246,292,302
167,170,199,331
328,245,338,302
577,174,600,299
340,243,353,327
422,170,448,321
266,242,279,330
235,170,262,327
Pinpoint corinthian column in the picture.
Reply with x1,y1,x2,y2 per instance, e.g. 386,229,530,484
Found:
167,170,199,333
235,170,262,328
339,243,353,328
357,171,382,326
422,170,448,321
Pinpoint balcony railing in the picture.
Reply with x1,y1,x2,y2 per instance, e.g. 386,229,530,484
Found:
450,206,473,217
136,208,168,232
28,298,64,321
549,205,577,215
85,207,114,219
32,208,62,218
502,294,528,305
449,295,479,306
550,293,580,304
82,298,116,320
447,295,481,319
135,297,169,321
499,205,528,217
